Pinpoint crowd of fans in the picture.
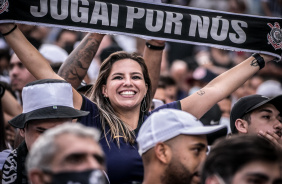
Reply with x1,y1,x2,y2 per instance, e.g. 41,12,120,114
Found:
0,0,282,184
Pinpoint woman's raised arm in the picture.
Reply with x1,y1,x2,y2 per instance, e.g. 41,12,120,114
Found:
143,40,165,98
0,24,58,80
58,33,105,89
181,54,274,119
0,24,82,109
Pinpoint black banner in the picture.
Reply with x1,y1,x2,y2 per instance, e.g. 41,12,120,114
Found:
0,0,282,59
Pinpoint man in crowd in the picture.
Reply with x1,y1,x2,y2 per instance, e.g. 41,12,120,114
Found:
137,109,227,184
230,94,282,148
9,53,35,99
9,38,41,104
26,123,108,184
201,135,282,184
1,79,89,184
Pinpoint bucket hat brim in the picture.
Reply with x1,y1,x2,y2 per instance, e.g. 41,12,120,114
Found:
9,106,89,129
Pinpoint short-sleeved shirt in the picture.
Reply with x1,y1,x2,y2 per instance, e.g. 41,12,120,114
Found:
78,96,180,184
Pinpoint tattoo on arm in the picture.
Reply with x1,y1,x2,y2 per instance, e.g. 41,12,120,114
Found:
69,63,87,81
250,59,259,67
58,36,101,87
197,89,205,96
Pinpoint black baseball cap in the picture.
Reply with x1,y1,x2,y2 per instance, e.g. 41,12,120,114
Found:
230,94,282,133
200,104,222,126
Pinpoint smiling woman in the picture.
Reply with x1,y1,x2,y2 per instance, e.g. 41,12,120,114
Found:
0,22,275,184
75,51,180,184
0,23,167,184
87,52,152,146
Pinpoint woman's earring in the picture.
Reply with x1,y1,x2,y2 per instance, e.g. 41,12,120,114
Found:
104,95,110,103
141,96,147,112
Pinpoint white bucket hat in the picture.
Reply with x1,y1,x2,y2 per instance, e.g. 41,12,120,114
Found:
9,79,89,128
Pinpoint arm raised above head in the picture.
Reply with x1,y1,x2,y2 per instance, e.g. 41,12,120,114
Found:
143,40,165,98
58,33,105,89
180,53,274,119
0,24,82,110
0,24,59,80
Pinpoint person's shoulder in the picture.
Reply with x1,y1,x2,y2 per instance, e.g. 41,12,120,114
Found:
0,149,12,157
153,101,181,112
79,95,102,128
145,101,181,119
0,149,12,170
81,95,98,110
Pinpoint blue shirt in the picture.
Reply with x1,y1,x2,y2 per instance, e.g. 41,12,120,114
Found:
78,96,180,184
